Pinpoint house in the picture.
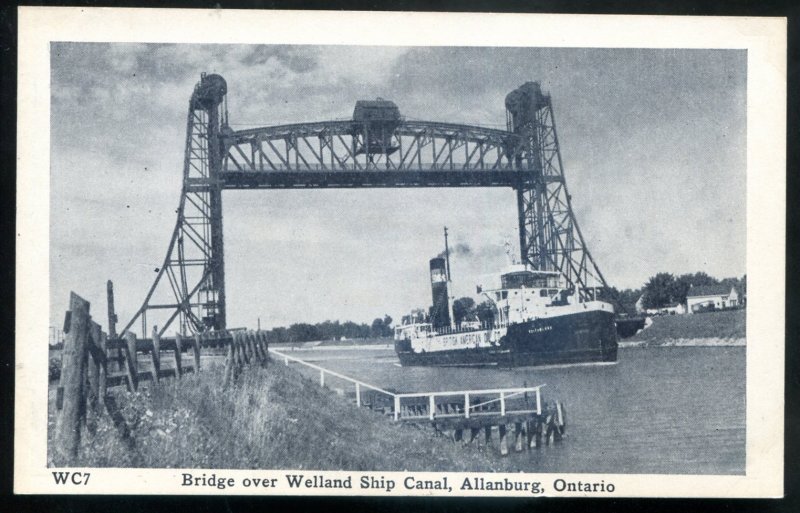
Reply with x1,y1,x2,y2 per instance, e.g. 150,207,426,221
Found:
686,284,739,314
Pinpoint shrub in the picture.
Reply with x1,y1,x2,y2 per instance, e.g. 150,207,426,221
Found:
49,357,62,382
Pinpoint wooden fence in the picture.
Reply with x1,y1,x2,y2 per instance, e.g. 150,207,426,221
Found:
53,291,268,462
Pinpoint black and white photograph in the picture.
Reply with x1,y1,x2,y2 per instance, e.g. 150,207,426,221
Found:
15,7,785,497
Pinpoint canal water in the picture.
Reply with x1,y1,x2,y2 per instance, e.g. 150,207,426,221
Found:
286,346,745,475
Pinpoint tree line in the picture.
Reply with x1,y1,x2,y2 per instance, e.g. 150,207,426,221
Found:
263,315,394,344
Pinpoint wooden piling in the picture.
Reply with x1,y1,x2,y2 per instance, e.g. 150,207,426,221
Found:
123,332,138,391
499,424,509,456
151,327,161,384
234,333,244,366
87,321,102,412
259,331,269,364
244,331,254,362
514,422,524,452
55,292,91,461
174,333,184,378
484,426,492,446
98,331,108,404
192,334,201,371
223,337,235,387
526,420,536,448
107,280,124,371
251,331,265,364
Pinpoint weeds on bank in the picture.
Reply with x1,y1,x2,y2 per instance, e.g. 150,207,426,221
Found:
49,361,508,471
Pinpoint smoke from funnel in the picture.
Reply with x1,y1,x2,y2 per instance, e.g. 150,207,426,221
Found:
437,242,472,260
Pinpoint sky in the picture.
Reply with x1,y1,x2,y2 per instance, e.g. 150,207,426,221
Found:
49,44,747,332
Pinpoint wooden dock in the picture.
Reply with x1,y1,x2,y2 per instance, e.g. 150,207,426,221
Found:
269,348,567,455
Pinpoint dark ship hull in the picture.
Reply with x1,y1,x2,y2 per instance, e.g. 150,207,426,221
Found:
395,309,617,367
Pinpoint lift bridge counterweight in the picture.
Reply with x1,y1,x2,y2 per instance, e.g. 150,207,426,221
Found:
123,75,609,338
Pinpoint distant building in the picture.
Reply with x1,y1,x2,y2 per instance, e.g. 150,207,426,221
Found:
686,284,739,314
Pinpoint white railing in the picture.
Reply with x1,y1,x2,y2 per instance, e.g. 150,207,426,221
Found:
393,386,543,422
268,347,544,422
269,348,394,407
433,321,509,336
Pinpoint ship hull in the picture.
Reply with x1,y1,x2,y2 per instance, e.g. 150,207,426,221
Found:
395,309,617,367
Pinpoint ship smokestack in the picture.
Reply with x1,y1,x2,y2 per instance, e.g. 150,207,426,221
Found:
429,257,452,329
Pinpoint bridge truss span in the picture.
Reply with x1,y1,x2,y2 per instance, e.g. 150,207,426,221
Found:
219,120,547,189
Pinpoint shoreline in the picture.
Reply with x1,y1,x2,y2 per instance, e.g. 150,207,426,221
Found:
619,337,745,348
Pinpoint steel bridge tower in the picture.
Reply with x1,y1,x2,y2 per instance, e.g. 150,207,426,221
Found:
506,82,609,301
122,75,609,338
122,73,228,337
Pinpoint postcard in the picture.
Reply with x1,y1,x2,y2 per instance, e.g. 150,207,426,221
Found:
15,7,785,497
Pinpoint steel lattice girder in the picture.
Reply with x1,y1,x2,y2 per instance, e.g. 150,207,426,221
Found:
217,120,552,189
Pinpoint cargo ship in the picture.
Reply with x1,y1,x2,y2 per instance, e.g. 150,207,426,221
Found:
394,234,618,367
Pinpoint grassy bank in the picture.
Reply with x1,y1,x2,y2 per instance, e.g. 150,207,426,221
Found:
626,309,745,345
48,360,518,471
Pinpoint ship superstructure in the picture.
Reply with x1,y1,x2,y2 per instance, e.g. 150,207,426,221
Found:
394,234,617,367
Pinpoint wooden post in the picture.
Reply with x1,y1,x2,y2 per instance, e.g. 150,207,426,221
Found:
499,424,509,456
464,393,470,419
223,337,235,387
192,334,201,372
394,396,400,421
250,331,260,362
429,395,435,420
535,388,541,415
231,333,239,366
484,426,492,446
55,292,90,462
242,333,252,364
556,401,565,429
98,331,108,404
234,333,245,366
259,331,269,364
500,391,506,416
173,333,184,378
151,327,161,384
469,427,480,444
525,420,536,448
356,383,361,407
87,321,101,412
514,422,524,452
255,331,266,364
106,280,118,338
248,332,260,363
320,369,325,387
107,280,123,371
246,332,256,362
123,332,138,391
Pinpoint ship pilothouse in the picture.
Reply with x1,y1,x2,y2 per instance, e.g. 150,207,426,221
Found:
478,266,570,326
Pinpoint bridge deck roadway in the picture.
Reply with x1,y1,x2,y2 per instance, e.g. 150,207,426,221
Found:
207,170,555,190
